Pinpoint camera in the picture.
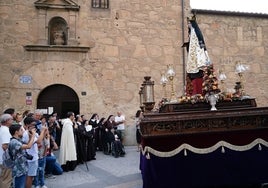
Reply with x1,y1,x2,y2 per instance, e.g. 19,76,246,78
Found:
24,152,33,160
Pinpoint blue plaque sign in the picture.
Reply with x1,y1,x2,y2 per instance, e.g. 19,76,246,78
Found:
20,75,32,84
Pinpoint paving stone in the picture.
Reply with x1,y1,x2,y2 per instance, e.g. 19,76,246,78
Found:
46,146,142,188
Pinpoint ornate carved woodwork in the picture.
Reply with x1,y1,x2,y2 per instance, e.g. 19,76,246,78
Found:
141,99,268,137
159,98,257,113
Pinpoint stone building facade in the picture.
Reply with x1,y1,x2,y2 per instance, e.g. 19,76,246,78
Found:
0,0,268,145
193,10,268,106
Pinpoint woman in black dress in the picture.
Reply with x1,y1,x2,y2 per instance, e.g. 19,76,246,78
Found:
83,120,96,161
103,115,116,155
135,110,143,151
98,117,106,152
89,113,100,151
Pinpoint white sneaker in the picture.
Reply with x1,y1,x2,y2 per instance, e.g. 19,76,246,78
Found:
41,186,48,188
45,174,56,179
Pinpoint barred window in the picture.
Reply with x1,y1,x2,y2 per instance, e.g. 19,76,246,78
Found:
92,0,109,9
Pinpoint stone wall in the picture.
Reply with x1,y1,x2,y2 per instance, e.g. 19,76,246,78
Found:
0,0,268,145
194,13,268,106
0,0,185,145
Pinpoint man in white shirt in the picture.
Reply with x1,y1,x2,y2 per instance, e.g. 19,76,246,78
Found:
0,113,13,188
114,111,126,144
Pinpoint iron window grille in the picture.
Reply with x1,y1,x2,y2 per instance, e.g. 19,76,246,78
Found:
92,0,109,9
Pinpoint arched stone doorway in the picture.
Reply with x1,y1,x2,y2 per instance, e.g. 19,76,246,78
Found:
37,84,79,118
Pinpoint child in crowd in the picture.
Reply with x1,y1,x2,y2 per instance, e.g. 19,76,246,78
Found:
8,124,35,188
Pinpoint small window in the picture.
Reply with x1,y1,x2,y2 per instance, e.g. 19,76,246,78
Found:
92,0,109,9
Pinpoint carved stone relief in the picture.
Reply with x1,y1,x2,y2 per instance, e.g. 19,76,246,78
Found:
34,0,80,46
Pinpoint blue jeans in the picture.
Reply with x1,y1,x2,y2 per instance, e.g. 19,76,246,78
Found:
45,154,63,175
14,174,26,188
52,130,57,141
33,157,46,187
45,155,56,175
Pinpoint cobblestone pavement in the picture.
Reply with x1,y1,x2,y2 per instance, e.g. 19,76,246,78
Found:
46,146,143,188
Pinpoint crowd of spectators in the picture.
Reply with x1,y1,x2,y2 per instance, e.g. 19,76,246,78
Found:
0,108,129,188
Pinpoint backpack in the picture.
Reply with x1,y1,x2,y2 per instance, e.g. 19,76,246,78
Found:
2,148,14,168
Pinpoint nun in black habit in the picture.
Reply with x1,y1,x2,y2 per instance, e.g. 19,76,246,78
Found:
74,115,87,165
89,113,100,151
83,120,96,161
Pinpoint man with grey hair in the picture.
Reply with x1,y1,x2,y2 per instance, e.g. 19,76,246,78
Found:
33,109,43,133
0,113,13,188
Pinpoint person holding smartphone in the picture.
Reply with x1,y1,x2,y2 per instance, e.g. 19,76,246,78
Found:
8,123,35,188
22,117,48,188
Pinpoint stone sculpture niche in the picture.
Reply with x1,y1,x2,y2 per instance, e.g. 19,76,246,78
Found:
49,17,68,45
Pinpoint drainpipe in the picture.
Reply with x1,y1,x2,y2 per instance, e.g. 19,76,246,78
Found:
181,0,186,94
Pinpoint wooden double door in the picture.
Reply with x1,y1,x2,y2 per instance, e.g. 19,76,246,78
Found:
37,84,79,118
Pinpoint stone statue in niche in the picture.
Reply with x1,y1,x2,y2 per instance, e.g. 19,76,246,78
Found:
53,31,65,45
